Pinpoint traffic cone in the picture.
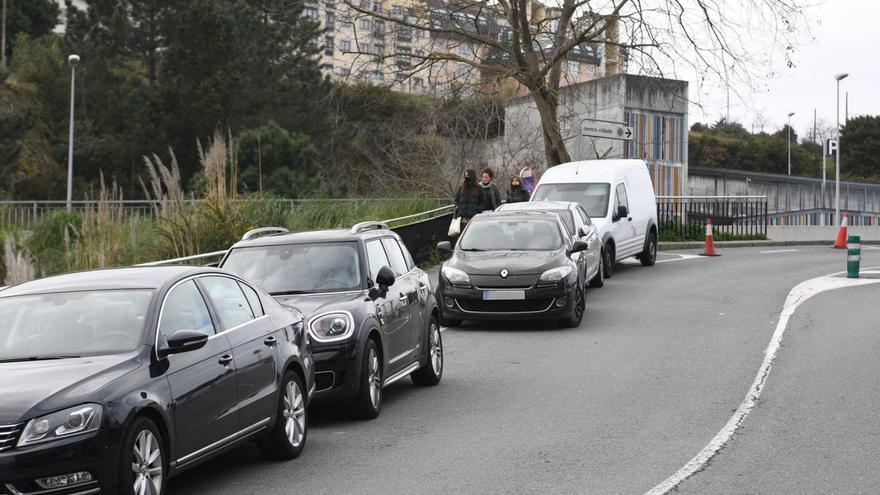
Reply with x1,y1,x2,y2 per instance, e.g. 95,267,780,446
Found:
832,212,849,249
700,218,720,257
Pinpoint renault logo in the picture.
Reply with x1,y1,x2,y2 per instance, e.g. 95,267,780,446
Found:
500,269,509,278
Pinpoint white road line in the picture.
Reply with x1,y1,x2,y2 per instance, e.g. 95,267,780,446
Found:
619,253,705,266
644,267,880,495
862,246,880,251
759,249,800,254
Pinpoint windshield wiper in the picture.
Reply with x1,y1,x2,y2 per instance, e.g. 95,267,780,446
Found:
0,355,82,363
269,290,312,296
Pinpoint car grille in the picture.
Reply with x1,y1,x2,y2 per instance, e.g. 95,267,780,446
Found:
0,423,23,452
470,274,538,289
457,298,554,313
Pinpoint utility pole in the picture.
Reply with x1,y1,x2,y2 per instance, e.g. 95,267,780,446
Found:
1,0,7,68
67,55,81,212
813,108,817,143
787,112,795,176
834,73,849,226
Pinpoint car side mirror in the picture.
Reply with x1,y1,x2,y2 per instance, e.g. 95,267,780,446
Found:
437,241,452,258
158,329,209,358
578,227,588,237
569,240,588,256
617,205,629,219
376,265,396,288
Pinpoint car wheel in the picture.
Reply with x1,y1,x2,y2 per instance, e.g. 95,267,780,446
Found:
603,243,615,278
640,230,657,266
411,316,443,386
352,339,382,419
589,251,605,288
558,284,585,328
120,417,165,495
257,371,307,460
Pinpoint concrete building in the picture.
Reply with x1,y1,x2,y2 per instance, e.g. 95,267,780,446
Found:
483,74,689,196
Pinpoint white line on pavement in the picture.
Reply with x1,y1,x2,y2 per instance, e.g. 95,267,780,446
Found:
644,267,880,495
759,249,800,254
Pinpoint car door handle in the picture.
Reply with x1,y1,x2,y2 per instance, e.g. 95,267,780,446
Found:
218,354,233,366
264,336,277,346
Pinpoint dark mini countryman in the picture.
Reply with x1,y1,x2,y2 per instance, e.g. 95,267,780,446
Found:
219,222,443,419
0,266,313,495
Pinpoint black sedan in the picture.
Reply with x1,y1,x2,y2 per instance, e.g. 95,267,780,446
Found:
0,266,314,495
219,222,443,420
437,211,588,328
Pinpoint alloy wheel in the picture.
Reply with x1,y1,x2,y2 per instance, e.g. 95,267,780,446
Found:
132,430,163,495
429,322,443,376
283,380,306,448
574,287,585,321
368,347,381,408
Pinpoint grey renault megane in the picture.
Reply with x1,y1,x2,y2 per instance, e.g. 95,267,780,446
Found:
437,211,589,328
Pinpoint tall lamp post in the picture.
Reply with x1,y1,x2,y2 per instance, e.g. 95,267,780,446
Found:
787,112,795,175
834,73,849,226
66,54,80,212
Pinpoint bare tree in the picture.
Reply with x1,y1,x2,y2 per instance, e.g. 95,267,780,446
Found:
341,0,807,167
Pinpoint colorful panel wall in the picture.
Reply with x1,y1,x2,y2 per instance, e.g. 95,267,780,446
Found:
624,110,686,196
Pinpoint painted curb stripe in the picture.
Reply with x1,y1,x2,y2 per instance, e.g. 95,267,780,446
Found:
644,268,880,495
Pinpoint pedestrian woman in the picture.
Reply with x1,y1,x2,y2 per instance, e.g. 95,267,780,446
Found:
478,168,501,212
506,176,530,203
453,169,481,235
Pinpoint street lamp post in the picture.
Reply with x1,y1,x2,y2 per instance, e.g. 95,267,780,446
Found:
834,73,849,226
66,54,80,213
787,112,795,176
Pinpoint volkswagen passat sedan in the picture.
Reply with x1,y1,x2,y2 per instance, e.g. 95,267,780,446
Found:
219,222,443,420
437,211,588,328
0,266,313,495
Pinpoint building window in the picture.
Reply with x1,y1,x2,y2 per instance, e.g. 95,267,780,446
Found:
337,66,351,76
397,27,412,42
303,7,318,19
373,71,384,81
359,0,369,7
457,65,468,77
458,43,470,56
405,7,414,16
373,2,382,13
433,39,444,49
413,77,423,88
359,42,370,53
395,72,406,81
374,20,385,34
340,13,352,25
324,0,336,8
374,44,385,56
320,64,333,73
587,64,597,74
325,13,335,28
324,36,335,56
340,39,351,51
391,4,402,15
359,18,371,30
567,61,580,74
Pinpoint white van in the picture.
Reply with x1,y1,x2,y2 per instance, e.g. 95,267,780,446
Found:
531,159,658,277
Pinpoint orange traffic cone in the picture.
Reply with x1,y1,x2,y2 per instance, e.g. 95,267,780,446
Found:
700,218,720,256
832,212,849,249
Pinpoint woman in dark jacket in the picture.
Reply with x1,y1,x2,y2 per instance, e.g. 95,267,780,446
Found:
454,169,482,230
506,176,530,203
478,168,501,212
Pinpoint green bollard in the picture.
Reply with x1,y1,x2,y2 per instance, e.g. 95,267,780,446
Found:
847,235,861,278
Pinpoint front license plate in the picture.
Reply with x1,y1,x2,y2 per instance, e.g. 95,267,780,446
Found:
482,290,525,301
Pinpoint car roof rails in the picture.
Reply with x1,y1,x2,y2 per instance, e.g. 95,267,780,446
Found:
241,226,290,241
350,221,390,235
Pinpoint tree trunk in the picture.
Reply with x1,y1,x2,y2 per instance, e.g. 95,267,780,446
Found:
531,87,571,167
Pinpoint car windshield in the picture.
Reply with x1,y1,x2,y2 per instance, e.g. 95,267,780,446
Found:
459,219,563,251
499,205,575,235
532,183,611,218
222,242,362,294
0,289,153,361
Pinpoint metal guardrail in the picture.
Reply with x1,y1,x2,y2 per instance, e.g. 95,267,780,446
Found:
138,204,455,267
657,195,768,239
0,198,454,228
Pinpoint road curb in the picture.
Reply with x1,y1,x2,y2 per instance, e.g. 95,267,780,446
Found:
659,239,880,251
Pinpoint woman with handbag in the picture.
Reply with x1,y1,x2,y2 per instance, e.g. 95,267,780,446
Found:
451,169,481,238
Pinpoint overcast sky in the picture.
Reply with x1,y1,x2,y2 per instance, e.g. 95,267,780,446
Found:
688,0,878,139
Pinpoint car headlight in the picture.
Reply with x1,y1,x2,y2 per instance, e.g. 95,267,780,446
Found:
538,266,573,285
309,311,355,343
17,404,103,447
441,266,470,287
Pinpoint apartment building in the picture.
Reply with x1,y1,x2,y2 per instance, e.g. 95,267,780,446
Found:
311,0,621,96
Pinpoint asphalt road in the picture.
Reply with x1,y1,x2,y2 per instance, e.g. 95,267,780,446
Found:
169,245,880,495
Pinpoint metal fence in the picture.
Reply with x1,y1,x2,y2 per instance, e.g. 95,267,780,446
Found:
657,196,768,239
139,204,455,267
0,198,453,229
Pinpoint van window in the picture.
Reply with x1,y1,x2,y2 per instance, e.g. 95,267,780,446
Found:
532,183,610,218
615,183,629,215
